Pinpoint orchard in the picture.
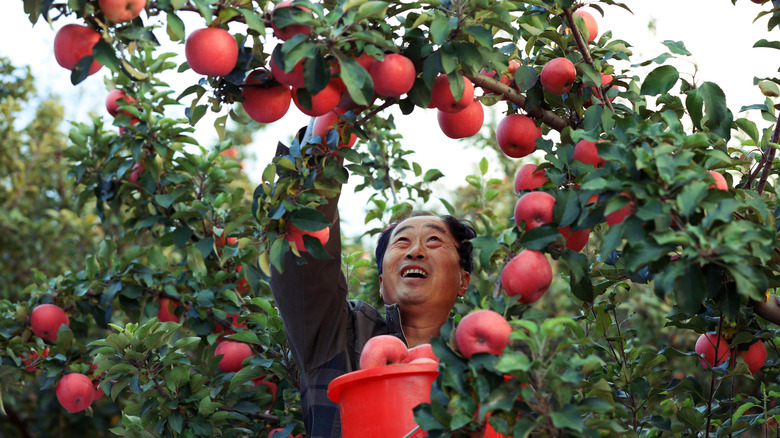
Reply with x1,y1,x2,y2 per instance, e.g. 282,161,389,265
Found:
2,0,780,437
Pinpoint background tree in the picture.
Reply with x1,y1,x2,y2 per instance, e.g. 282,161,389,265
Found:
2,0,780,437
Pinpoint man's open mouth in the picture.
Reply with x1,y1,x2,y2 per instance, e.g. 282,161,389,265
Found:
401,268,428,278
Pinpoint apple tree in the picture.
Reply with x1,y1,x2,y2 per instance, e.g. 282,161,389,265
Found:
3,0,780,437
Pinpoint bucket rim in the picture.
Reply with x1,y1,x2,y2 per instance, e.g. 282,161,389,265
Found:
327,362,439,403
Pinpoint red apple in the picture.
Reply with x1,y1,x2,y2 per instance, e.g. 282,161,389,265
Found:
157,298,182,323
292,79,341,117
369,53,416,98
215,234,238,249
21,347,50,372
185,28,238,77
559,226,590,252
214,340,253,373
106,89,137,117
235,266,250,294
709,171,728,191
588,72,614,105
98,0,146,23
739,340,767,374
285,223,330,252
695,333,730,368
514,163,547,193
605,197,634,226
437,99,484,139
242,69,292,123
312,110,357,150
572,139,605,167
454,309,512,359
271,0,312,41
128,162,144,186
359,334,409,369
496,114,541,158
574,9,599,42
430,74,474,113
53,24,103,75
271,57,305,89
403,343,439,364
56,373,94,413
514,191,555,230
501,250,553,304
30,303,70,343
540,57,576,95
92,380,104,402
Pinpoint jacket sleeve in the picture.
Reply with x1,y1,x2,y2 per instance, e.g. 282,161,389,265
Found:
269,139,349,372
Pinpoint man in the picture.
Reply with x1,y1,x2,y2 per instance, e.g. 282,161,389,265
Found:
270,141,476,438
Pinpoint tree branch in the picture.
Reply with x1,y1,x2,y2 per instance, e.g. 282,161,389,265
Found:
562,8,615,113
465,73,569,132
755,119,780,194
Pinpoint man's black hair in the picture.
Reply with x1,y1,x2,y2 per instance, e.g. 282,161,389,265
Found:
374,212,477,275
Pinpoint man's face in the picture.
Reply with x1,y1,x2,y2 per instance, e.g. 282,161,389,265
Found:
379,216,470,310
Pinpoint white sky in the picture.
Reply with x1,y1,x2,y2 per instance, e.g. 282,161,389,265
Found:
3,1,777,239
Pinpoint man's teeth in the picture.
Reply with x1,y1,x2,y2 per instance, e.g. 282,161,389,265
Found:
402,269,428,278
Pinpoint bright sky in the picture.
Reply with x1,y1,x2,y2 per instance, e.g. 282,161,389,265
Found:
3,1,776,239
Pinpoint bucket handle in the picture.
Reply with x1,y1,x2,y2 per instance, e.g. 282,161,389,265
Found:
401,426,421,438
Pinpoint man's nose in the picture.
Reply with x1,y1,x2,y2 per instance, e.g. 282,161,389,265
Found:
405,240,426,259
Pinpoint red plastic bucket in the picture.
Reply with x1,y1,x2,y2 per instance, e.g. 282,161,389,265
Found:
327,362,439,438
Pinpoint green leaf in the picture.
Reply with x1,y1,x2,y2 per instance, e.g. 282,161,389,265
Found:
754,39,780,50
288,208,328,232
674,263,707,315
166,12,185,41
699,82,731,140
514,65,538,92
550,404,584,432
685,89,704,130
735,118,759,144
355,1,388,21
662,40,692,56
675,181,708,217
520,226,560,250
464,25,493,47
240,8,265,34
92,40,121,72
640,65,679,95
430,12,456,46
339,57,373,106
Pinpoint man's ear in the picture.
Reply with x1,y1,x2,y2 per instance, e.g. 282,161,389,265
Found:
458,271,471,297
378,274,385,300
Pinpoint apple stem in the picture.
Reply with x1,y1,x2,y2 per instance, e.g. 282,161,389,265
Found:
562,8,615,114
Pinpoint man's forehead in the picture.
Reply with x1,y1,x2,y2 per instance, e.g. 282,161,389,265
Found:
391,216,450,238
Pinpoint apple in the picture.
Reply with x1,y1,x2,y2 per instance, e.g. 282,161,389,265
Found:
235,266,250,294
369,53,416,98
271,57,306,89
586,72,614,105
285,223,330,252
540,57,576,95
430,74,474,113
30,303,70,343
574,9,599,42
403,343,439,364
709,171,728,191
56,373,94,413
157,297,182,323
739,340,767,374
128,162,144,186
292,79,341,117
242,69,292,123
437,99,484,139
695,333,730,368
53,24,103,76
359,334,409,369
98,0,146,23
514,191,555,230
500,249,553,304
559,226,590,252
106,89,137,117
271,0,312,41
514,164,547,193
215,233,238,249
572,139,605,167
454,309,512,359
185,28,238,77
605,197,634,226
21,347,50,372
214,340,253,373
312,109,357,150
496,114,541,158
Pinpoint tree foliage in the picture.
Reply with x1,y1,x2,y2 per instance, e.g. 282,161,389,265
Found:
3,0,780,436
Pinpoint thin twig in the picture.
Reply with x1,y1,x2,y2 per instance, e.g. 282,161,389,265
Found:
562,8,615,113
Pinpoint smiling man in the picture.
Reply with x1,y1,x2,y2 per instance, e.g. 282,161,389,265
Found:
269,142,476,437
